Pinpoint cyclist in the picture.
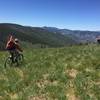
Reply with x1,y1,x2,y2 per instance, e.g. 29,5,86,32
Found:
6,35,23,62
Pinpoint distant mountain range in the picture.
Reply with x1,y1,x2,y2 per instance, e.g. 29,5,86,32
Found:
0,23,100,49
43,26,100,43
0,23,76,49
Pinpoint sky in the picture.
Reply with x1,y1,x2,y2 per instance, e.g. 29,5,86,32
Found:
0,0,100,31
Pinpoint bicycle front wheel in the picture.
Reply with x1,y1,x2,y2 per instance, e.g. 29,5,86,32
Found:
16,54,24,65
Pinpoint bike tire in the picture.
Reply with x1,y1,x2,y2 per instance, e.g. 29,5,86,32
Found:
4,57,12,68
16,54,24,65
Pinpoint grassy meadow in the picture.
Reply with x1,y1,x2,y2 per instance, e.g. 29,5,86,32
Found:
0,44,100,100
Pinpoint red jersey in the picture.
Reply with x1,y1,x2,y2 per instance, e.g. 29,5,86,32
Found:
6,40,15,49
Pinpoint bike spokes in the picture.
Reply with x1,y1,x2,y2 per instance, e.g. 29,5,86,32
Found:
4,53,24,67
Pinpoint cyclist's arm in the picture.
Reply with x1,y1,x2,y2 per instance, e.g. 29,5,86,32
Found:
16,44,23,52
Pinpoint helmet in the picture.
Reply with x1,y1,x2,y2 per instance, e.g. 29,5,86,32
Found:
15,38,19,42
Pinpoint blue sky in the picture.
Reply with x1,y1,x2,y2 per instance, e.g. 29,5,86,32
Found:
0,0,100,31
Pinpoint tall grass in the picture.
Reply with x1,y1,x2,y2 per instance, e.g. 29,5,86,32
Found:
0,44,100,100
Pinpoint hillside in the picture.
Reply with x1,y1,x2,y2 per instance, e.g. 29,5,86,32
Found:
0,44,100,99
43,27,100,43
1,23,100,50
0,23,76,49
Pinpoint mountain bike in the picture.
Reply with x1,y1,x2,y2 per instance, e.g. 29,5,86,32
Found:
4,51,24,67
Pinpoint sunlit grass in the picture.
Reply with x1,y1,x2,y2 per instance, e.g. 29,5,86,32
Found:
0,44,100,100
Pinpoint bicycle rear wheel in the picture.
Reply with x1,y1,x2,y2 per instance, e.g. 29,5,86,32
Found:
4,57,12,68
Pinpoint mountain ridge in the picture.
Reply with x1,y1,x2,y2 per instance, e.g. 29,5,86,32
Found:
0,23,100,50
43,26,100,43
0,23,77,50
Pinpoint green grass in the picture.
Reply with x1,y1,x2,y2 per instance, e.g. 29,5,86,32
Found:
0,44,100,100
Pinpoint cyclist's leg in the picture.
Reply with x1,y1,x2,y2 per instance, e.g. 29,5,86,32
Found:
9,50,15,63
13,50,19,64
15,49,20,57
7,47,16,63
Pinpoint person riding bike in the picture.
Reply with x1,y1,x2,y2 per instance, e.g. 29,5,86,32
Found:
6,35,23,62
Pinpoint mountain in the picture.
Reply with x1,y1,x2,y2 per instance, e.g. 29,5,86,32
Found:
0,23,76,50
43,27,100,43
1,23,100,50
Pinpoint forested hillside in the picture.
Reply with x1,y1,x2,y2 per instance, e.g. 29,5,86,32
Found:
0,23,76,49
